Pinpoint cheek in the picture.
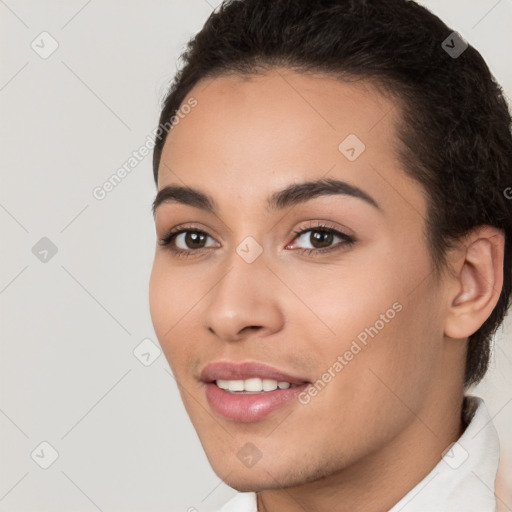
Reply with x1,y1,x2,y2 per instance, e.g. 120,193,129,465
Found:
294,236,440,393
148,257,169,339
324,279,443,421
148,257,205,379
284,253,401,351
148,257,184,361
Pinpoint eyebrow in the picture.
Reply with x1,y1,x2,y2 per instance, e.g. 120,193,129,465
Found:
152,177,381,217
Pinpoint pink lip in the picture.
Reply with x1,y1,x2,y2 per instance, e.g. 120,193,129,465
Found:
201,361,310,423
200,361,309,384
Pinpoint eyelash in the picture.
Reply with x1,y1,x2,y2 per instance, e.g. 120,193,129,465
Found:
158,223,355,258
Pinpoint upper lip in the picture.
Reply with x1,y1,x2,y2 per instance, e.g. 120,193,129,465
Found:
200,361,309,385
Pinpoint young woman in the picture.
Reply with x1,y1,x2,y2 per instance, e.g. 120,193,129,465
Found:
149,1,512,510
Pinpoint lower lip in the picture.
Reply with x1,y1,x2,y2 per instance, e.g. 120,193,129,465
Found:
204,382,309,422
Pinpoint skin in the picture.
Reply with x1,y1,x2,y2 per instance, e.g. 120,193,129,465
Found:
149,68,504,512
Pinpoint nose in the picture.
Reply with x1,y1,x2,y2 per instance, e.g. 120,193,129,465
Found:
203,251,285,342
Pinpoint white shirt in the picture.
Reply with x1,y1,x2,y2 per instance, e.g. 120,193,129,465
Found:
218,395,500,512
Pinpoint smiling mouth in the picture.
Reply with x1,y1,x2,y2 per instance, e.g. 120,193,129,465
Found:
214,377,303,393
200,360,311,421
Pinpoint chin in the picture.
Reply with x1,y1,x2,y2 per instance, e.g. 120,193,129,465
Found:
205,456,280,490
221,471,284,493
208,455,317,493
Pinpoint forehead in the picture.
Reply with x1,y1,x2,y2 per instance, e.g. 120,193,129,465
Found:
162,69,395,161
157,68,425,222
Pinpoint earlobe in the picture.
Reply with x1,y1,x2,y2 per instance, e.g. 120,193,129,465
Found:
444,226,505,340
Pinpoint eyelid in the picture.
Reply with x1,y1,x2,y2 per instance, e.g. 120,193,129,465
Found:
286,221,355,250
158,220,356,256
158,222,220,247
291,219,354,237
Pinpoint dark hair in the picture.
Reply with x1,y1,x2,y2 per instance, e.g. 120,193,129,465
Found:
152,0,512,388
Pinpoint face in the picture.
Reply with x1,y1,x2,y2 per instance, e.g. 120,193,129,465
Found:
149,68,449,491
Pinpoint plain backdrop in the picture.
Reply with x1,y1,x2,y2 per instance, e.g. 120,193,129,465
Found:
1,1,511,511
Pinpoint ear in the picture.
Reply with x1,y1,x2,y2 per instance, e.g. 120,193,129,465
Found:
444,226,505,339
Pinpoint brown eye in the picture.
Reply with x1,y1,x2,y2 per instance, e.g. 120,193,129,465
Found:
309,230,335,249
183,231,208,249
158,227,218,256
288,225,355,255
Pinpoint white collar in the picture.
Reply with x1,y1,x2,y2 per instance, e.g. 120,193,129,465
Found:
219,395,500,512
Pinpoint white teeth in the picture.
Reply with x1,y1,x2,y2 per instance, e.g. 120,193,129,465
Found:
244,377,263,392
215,378,297,392
262,378,278,391
228,380,244,391
215,379,231,390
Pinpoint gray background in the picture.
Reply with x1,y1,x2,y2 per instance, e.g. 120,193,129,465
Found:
1,1,511,510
